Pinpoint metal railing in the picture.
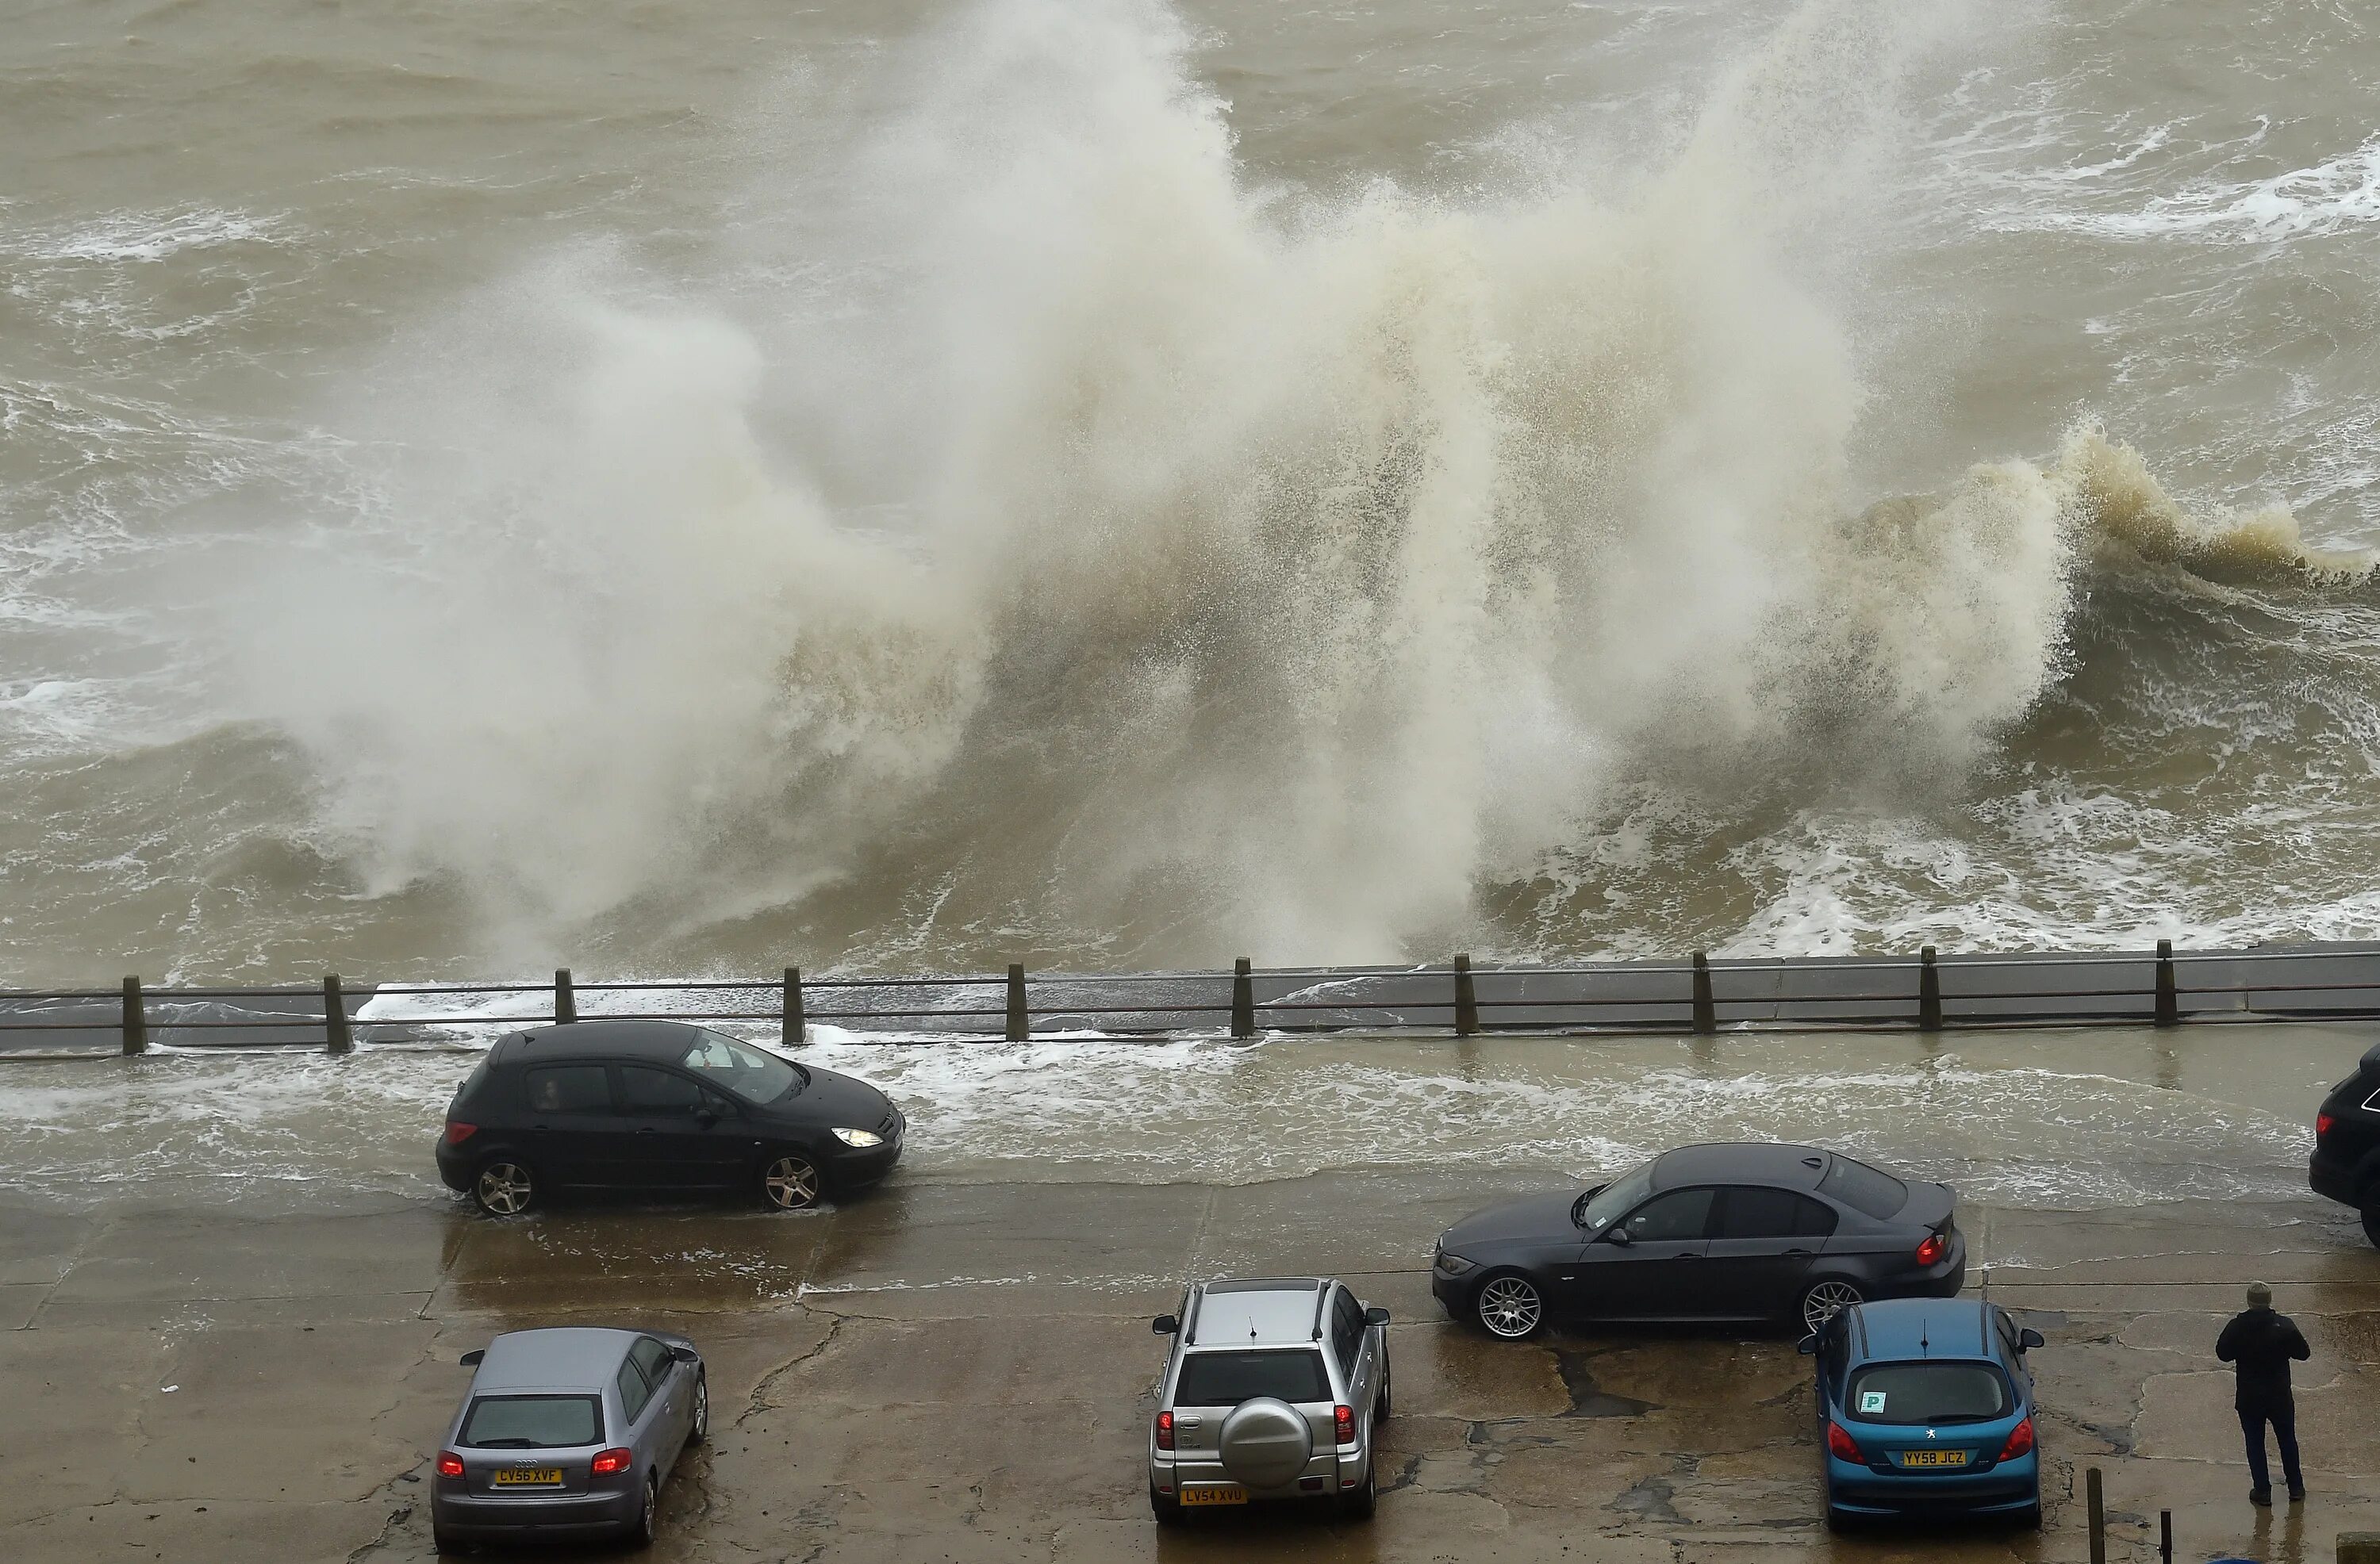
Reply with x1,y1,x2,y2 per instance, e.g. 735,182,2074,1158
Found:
6,938,2380,1057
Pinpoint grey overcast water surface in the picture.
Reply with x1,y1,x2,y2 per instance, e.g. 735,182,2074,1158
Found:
6,0,2380,981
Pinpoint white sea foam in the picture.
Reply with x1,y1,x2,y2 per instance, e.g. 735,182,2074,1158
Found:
2019,135,2380,243
25,208,291,264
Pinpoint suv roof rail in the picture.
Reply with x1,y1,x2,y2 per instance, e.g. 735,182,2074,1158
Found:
1310,1279,1330,1342
1183,1283,1204,1344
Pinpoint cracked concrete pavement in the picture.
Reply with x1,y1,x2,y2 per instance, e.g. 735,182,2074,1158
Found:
2,1153,2377,1563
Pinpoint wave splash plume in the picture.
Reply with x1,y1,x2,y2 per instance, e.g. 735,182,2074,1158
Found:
237,0,2366,968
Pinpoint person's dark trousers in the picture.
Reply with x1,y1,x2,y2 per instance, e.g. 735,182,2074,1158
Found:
2238,1403,2304,1495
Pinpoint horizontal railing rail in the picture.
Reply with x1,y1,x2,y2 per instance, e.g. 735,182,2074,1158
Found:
6,938,2380,1057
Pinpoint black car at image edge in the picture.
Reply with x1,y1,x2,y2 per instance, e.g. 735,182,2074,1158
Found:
1433,1142,1965,1338
2310,1037,2380,1247
436,1021,903,1216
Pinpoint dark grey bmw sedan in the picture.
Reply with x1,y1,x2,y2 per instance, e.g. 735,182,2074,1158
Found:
1431,1143,1964,1338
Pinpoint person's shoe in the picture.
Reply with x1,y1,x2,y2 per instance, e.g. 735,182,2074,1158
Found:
2287,1485,2306,1502
2249,1489,2272,1507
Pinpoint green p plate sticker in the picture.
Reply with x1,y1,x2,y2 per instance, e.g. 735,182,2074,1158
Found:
1858,1390,1888,1414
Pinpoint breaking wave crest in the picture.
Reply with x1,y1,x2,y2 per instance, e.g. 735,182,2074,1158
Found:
232,0,2367,968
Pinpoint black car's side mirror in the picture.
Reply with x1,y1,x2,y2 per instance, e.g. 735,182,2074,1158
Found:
693,1110,720,1129
1152,1314,1179,1336
2018,1328,2045,1351
1605,1227,1633,1247
1796,1333,1819,1356
459,1349,485,1367
1364,1307,1391,1328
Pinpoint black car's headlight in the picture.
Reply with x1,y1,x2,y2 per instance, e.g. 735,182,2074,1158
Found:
831,1127,885,1148
1434,1249,1477,1278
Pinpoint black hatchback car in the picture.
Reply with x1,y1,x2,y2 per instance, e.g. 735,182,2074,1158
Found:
2311,1038,2380,1247
436,1022,904,1216
1433,1142,1964,1338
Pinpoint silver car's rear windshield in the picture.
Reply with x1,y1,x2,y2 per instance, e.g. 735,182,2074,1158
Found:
1818,1156,1908,1220
681,1029,804,1104
460,1394,603,1448
1845,1363,2010,1426
1175,1350,1330,1406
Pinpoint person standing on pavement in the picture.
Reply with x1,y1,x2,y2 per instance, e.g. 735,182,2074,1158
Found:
2216,1280,2311,1505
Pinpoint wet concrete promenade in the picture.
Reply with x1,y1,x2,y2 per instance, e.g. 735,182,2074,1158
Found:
2,1029,2377,1562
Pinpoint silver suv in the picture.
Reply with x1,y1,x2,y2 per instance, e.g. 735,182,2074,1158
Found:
1146,1277,1392,1524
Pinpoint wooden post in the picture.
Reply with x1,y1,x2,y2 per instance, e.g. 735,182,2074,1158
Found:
121,975,146,1056
1918,946,1943,1031
1230,958,1254,1040
2154,939,2178,1027
1005,964,1027,1042
323,974,352,1055
555,968,576,1025
1453,954,1480,1037
2158,1510,2172,1564
782,967,804,1049
1691,953,1716,1035
2086,1466,2106,1564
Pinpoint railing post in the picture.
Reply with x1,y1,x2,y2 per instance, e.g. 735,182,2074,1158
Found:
323,974,352,1055
121,975,146,1056
1453,954,1480,1037
1005,963,1028,1042
1691,952,1716,1035
2086,1466,2106,1564
2154,939,2178,1028
2158,1509,2172,1564
1230,958,1254,1040
1918,946,1942,1031
782,967,804,1048
555,968,576,1025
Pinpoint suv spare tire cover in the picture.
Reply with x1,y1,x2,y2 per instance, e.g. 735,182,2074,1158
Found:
1219,1397,1315,1489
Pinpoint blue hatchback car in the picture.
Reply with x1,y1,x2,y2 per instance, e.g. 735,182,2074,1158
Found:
1803,1298,2044,1529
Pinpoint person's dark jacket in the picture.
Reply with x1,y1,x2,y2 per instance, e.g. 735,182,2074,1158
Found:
2216,1307,2312,1412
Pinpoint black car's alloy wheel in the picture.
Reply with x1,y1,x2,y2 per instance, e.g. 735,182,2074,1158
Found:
689,1372,708,1443
1475,1273,1544,1340
1799,1278,1864,1335
760,1154,823,1211
472,1160,535,1217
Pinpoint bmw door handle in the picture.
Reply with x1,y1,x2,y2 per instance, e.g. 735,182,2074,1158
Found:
1784,1248,1812,1256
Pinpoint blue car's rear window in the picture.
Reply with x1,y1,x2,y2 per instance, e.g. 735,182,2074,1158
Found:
460,1394,602,1448
1846,1363,2010,1426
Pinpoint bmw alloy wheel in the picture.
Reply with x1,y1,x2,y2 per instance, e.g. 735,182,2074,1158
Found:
762,1155,822,1211
689,1374,708,1443
1476,1275,1543,1339
1800,1279,1864,1334
474,1161,533,1217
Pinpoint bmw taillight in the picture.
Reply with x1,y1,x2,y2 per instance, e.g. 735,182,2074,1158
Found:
1915,1232,1946,1267
1154,1411,1174,1451
590,1447,632,1476
436,1451,465,1478
1334,1405,1356,1443
1997,1416,2035,1462
1825,1421,1863,1462
2317,1113,2336,1140
443,1121,478,1146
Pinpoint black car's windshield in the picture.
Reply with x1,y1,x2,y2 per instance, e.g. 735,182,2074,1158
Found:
1174,1350,1331,1407
1818,1155,1909,1220
1844,1363,2010,1426
679,1029,804,1105
460,1394,602,1448
1574,1163,1654,1234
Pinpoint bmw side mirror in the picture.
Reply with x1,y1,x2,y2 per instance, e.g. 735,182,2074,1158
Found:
670,1344,699,1363
1152,1315,1179,1336
459,1349,485,1367
2018,1328,2044,1351
1606,1227,1633,1247
1364,1307,1391,1328
1796,1333,1818,1356
694,1110,720,1128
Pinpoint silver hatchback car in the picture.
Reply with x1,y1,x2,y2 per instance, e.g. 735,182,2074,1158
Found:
1146,1277,1392,1524
432,1327,707,1552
